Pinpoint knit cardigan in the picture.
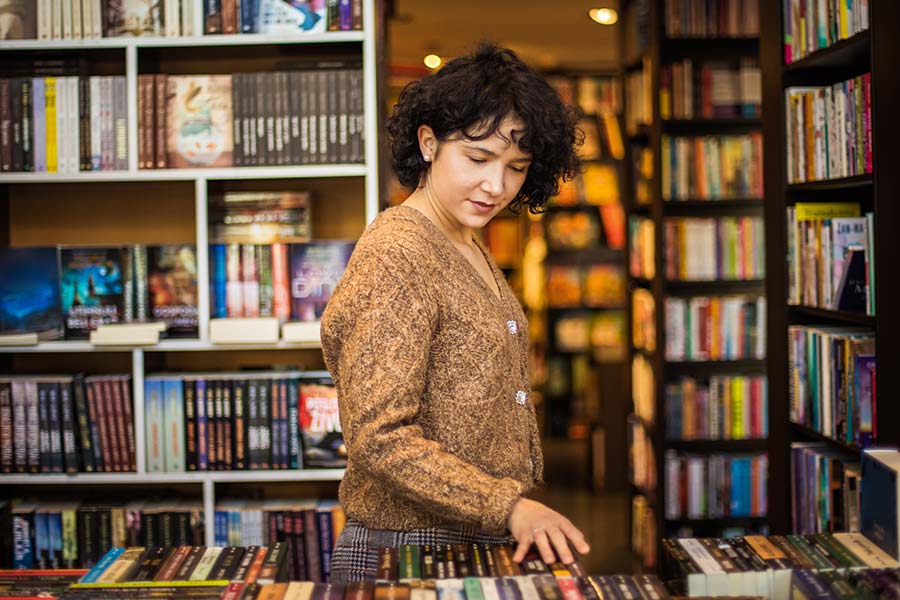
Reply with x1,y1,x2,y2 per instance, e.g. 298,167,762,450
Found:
320,205,544,535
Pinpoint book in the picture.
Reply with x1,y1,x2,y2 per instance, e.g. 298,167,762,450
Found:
0,247,63,340
165,75,234,168
861,449,900,561
147,244,199,337
289,241,354,322
106,0,165,36
298,373,345,468
257,0,326,34
59,247,126,339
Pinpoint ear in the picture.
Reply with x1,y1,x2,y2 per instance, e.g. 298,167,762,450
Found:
417,124,437,162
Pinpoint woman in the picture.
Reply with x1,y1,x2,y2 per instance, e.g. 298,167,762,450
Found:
321,42,589,583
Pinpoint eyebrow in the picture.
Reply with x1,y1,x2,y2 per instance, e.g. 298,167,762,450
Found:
467,145,532,163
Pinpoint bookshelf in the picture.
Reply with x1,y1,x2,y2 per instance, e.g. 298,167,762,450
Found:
0,0,383,551
760,0,900,534
621,0,767,571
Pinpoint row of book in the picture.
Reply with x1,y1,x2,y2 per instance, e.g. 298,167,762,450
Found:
665,374,769,441
624,68,651,136
0,245,198,341
554,163,622,208
664,295,767,362
551,311,625,363
631,355,655,425
0,375,135,474
631,289,655,354
0,75,128,173
787,325,876,447
0,569,85,598
141,67,364,170
663,451,768,519
786,203,875,315
663,0,760,38
791,442,861,535
543,205,623,253
210,241,353,323
663,216,765,281
783,0,869,64
0,0,362,40
628,414,656,493
628,217,655,280
663,533,899,598
210,191,312,246
546,74,621,117
7,497,205,569
631,495,657,569
659,58,761,120
546,264,625,309
785,75,872,184
204,0,364,35
144,371,344,472
661,133,764,201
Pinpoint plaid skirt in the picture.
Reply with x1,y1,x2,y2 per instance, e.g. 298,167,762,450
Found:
329,519,512,583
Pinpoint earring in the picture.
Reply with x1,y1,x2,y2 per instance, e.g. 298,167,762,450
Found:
423,154,431,162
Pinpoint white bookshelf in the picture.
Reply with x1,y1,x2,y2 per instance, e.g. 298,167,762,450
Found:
1,0,381,549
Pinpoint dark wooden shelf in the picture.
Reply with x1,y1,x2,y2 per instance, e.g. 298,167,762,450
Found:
786,173,873,192
666,439,768,452
662,198,764,216
629,203,652,214
630,276,654,289
662,36,759,59
662,118,762,135
789,422,861,456
544,247,624,264
787,305,876,327
624,56,646,72
665,279,765,295
665,516,768,528
666,359,766,376
783,30,871,73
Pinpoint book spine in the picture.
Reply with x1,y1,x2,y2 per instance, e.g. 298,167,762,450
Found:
205,0,222,33
47,382,64,472
0,382,12,473
89,76,100,170
287,378,300,469
155,74,167,168
25,381,40,473
183,379,197,471
102,378,125,472
196,379,208,471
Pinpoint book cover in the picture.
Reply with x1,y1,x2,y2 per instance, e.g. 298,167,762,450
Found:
298,374,345,468
106,0,164,36
257,0,326,34
861,449,900,560
0,1,37,39
210,191,312,244
147,244,199,337
0,247,63,340
165,75,233,168
289,241,354,322
59,247,126,339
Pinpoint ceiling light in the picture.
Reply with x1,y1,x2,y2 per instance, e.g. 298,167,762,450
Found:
423,54,442,69
589,7,618,25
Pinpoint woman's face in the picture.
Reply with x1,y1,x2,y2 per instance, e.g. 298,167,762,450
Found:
420,114,532,231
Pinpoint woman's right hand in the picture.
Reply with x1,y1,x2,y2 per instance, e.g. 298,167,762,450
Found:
507,497,590,564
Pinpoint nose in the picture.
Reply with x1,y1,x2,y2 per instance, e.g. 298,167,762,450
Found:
480,163,504,198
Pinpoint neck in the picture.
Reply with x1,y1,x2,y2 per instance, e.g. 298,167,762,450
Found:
403,184,473,246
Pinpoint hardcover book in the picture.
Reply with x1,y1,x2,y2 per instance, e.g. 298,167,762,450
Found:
289,241,354,322
165,75,233,168
0,247,63,340
147,245,199,337
298,373,345,468
59,247,126,339
106,0,164,37
861,449,900,561
0,1,37,39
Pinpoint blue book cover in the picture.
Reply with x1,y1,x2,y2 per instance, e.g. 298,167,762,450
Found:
790,570,837,599
59,247,125,339
210,243,228,318
0,247,63,339
861,449,900,560
289,241,354,322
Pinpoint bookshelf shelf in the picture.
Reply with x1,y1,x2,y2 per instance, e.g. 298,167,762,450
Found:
0,165,369,184
664,279,765,295
0,337,322,353
788,422,860,456
0,32,365,52
661,118,762,134
662,199,763,217
785,173,873,192
783,30,871,73
664,516,767,527
665,359,766,376
543,247,624,264
0,469,345,485
787,305,876,327
661,36,759,58
666,439,768,452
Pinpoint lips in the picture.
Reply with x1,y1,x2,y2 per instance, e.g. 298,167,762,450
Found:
469,200,497,214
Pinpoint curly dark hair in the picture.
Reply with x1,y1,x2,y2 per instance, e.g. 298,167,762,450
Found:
386,42,582,213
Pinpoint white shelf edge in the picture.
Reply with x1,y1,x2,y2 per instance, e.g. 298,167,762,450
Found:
0,469,345,484
0,32,364,51
0,164,368,184
0,337,321,353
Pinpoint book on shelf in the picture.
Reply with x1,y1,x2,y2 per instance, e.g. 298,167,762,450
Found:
628,413,656,493
790,442,861,535
664,216,765,281
0,247,64,341
783,0,869,64
666,375,768,441
664,295,766,362
628,216,655,280
664,450,768,521
631,354,655,425
663,0,760,38
785,75,872,184
546,264,625,309
631,288,656,354
288,241,354,323
210,191,313,245
661,133,763,201
0,73,128,173
786,203,874,315
660,58,761,120
861,448,900,561
632,494,657,569
787,325,875,446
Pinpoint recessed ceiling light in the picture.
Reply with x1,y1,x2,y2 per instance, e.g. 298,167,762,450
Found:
589,7,618,25
424,54,442,69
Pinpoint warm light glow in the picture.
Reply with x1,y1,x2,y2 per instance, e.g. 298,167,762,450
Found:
589,7,618,25
423,54,443,69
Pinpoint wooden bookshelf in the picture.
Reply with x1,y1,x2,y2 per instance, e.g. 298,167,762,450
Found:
0,0,382,552
760,0,900,534
622,0,768,570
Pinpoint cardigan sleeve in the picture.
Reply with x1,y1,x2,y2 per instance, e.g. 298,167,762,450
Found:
321,242,524,533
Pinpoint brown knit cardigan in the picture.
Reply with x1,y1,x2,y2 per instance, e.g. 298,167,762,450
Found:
320,205,544,535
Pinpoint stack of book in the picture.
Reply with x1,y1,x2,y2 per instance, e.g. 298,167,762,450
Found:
664,295,766,362
783,0,869,64
664,216,765,281
664,451,768,520
660,58,761,119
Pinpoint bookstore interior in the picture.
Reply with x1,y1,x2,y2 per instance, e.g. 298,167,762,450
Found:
1,0,900,598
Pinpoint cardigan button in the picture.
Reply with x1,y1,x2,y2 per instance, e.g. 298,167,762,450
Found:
507,320,518,335
515,390,527,405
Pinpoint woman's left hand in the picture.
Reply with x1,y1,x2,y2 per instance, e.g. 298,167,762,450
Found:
507,497,591,564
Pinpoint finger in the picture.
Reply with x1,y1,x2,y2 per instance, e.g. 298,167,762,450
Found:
533,528,556,564
512,535,532,563
560,521,591,555
548,527,574,564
